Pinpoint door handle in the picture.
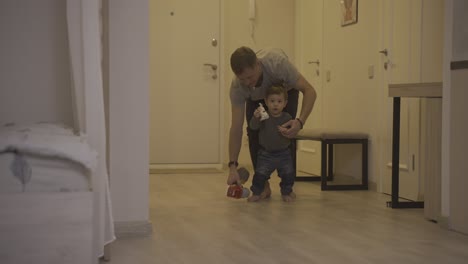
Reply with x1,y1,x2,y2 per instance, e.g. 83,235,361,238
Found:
203,63,218,71
308,60,320,66
203,63,218,79
379,49,388,56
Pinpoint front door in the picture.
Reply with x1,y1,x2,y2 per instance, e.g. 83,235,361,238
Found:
149,0,221,166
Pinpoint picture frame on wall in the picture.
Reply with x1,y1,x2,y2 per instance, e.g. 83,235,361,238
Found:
341,0,358,26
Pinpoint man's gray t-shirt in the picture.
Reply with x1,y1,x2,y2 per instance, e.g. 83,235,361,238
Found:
230,48,300,106
249,112,292,152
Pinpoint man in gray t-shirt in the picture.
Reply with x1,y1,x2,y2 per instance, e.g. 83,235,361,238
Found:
226,47,317,195
230,48,300,105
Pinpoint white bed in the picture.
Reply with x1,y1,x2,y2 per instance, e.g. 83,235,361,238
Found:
0,123,96,192
0,152,90,193
0,123,98,264
0,1,116,263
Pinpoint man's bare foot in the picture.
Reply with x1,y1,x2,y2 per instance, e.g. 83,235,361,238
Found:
248,195,262,202
260,181,271,199
282,192,296,202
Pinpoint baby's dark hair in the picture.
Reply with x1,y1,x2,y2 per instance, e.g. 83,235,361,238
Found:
266,86,288,100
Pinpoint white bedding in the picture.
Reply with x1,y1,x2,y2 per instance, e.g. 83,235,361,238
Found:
0,122,98,170
0,123,96,193
0,152,90,193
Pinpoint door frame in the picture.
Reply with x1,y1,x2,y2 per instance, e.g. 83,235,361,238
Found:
295,0,324,176
379,0,422,201
149,0,225,172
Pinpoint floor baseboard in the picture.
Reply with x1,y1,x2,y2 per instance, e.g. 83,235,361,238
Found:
149,164,223,174
114,220,153,238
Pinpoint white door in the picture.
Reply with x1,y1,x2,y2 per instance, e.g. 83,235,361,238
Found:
149,0,221,165
296,0,323,176
381,0,422,201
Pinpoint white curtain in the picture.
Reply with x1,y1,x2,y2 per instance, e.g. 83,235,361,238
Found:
66,0,115,261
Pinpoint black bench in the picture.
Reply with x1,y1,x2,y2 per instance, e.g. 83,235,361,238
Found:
294,129,368,191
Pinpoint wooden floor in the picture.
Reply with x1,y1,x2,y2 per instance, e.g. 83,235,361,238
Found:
107,172,468,264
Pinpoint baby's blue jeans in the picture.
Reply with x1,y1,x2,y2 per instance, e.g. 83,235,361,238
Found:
250,148,295,196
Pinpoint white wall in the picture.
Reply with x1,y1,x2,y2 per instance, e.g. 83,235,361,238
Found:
442,0,468,222
451,0,468,61
295,0,445,193
0,0,73,126
445,0,468,233
108,0,150,224
321,0,382,184
441,0,453,220
449,68,468,234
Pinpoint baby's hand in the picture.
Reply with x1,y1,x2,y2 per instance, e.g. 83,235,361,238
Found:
253,108,262,119
258,103,269,121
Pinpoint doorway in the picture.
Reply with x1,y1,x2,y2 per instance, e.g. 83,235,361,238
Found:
381,0,422,201
149,0,222,168
296,0,323,176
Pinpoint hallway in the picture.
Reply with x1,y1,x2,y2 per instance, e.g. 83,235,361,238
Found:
108,172,468,263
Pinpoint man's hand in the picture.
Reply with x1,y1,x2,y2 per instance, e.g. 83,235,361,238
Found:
278,119,302,138
227,168,240,185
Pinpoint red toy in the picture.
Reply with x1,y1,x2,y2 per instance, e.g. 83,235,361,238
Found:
227,184,247,198
226,167,250,199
